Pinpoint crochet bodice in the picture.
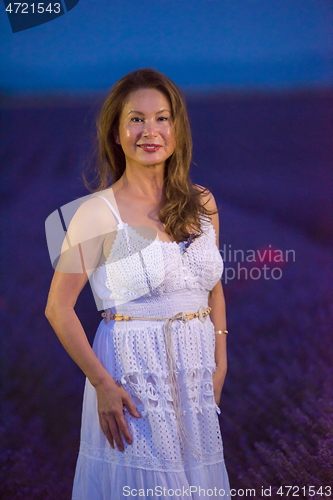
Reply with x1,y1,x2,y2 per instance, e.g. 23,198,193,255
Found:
91,195,224,310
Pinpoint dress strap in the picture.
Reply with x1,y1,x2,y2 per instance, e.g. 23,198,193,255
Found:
98,196,127,230
98,195,132,257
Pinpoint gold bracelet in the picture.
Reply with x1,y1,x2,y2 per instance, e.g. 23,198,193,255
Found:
215,330,228,335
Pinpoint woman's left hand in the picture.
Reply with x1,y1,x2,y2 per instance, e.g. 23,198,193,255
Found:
212,367,226,406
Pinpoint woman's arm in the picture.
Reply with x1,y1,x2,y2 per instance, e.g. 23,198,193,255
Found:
209,280,228,406
46,270,112,387
45,198,141,452
198,186,228,405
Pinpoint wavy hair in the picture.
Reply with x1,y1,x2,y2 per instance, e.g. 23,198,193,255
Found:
86,68,217,243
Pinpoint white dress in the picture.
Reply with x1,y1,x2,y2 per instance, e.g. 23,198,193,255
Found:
72,193,230,499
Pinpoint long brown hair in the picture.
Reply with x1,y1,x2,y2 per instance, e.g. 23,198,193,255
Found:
86,68,217,243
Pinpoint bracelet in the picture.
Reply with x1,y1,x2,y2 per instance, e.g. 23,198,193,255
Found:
215,330,228,335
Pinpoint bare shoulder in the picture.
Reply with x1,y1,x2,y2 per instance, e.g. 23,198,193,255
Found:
193,184,218,212
193,184,220,245
64,192,119,246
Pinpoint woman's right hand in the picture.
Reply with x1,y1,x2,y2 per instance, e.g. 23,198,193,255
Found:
95,378,141,452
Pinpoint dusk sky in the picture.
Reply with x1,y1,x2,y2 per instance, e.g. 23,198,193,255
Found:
0,0,332,93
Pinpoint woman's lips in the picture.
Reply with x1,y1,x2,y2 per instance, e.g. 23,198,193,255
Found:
137,144,162,152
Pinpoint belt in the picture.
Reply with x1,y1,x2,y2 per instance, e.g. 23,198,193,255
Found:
101,305,212,459
101,305,211,324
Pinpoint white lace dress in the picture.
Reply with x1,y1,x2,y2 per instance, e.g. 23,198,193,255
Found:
72,195,230,499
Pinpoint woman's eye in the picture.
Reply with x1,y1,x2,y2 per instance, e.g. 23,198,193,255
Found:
130,116,169,123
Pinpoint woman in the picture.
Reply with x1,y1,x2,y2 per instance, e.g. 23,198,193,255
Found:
45,68,230,499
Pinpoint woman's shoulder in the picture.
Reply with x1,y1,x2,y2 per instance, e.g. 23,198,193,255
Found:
193,184,220,243
193,183,218,212
65,190,119,242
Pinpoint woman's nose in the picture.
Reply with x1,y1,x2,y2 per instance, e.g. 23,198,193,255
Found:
142,121,157,137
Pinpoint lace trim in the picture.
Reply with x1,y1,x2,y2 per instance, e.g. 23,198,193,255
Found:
118,367,220,418
79,442,226,472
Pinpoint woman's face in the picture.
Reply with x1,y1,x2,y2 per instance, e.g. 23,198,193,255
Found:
115,88,175,169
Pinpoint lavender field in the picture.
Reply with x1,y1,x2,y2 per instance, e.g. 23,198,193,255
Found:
0,90,332,499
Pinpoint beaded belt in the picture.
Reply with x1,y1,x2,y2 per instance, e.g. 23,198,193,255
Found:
101,305,212,459
101,305,211,324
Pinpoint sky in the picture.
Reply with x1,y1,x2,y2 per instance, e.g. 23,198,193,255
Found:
0,0,332,94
